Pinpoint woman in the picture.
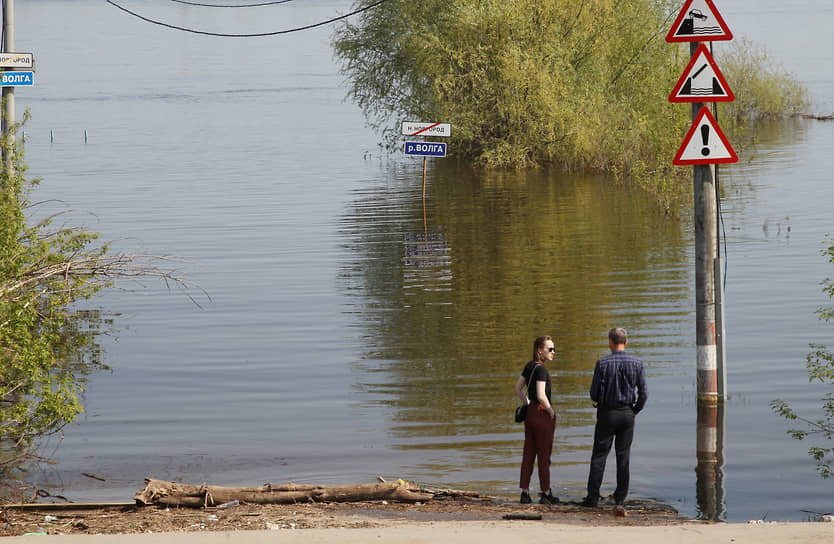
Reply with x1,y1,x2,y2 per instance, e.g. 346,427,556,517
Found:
514,335,558,504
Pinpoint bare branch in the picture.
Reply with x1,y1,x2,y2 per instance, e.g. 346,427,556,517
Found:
1,251,210,306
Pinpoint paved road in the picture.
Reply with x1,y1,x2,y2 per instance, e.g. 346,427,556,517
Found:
2,521,832,544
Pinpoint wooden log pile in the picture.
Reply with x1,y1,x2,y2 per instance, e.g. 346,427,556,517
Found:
134,478,477,508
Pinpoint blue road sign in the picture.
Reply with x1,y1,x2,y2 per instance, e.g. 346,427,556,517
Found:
404,141,447,157
1,71,34,87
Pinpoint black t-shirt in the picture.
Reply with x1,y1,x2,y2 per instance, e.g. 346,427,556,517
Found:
521,361,551,405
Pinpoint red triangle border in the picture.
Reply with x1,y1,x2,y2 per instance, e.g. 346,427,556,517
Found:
673,106,738,165
666,0,733,43
669,44,735,103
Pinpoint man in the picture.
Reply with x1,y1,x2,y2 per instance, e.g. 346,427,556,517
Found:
581,327,648,508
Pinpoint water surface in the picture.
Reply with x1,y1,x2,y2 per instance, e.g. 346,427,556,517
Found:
12,0,834,521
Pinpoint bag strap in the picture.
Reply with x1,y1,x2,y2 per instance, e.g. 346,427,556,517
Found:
525,363,540,397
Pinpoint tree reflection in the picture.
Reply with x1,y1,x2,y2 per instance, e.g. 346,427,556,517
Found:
339,162,690,473
1,309,112,492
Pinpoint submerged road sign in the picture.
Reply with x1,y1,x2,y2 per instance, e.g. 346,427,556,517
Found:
1,71,33,86
0,52,34,69
404,141,447,157
669,44,734,102
674,106,737,165
401,122,451,137
666,0,732,43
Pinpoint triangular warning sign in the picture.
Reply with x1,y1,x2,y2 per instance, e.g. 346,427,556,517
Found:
666,0,733,43
669,44,734,103
673,106,737,165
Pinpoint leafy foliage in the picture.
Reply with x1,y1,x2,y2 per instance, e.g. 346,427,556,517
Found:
333,0,807,195
0,116,108,466
771,238,834,479
716,37,810,125
819,237,834,323
335,0,685,172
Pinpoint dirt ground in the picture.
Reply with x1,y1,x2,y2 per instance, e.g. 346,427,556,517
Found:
0,496,691,536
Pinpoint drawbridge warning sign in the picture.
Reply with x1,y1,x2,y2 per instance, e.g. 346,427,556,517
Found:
673,106,737,165
669,44,734,102
666,0,733,43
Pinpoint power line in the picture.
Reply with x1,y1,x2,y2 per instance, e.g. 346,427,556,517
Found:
168,0,295,8
105,0,393,37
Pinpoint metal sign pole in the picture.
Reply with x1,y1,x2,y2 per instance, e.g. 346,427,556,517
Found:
2,0,16,172
422,138,427,234
668,2,735,403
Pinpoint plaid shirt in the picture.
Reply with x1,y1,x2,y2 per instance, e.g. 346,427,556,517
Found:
589,350,648,414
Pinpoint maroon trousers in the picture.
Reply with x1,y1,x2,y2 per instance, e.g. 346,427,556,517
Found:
519,404,556,492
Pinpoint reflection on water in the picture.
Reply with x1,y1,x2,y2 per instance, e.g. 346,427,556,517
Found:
403,231,452,291
696,402,727,521
1,308,112,494
13,0,834,523
340,162,692,491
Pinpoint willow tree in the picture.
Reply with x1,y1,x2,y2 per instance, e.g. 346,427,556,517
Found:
334,0,809,198
716,37,810,124
334,0,688,173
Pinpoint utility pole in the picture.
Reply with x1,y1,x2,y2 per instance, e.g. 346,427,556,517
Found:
667,4,735,516
713,94,728,401
667,1,736,403
691,76,720,402
2,0,16,171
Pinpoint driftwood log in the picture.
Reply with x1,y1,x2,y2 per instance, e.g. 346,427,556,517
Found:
134,478,462,507
798,113,834,121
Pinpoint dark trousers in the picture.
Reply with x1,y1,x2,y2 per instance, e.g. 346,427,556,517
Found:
586,406,635,505
519,404,556,492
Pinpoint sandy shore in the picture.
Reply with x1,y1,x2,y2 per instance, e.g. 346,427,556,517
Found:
1,521,832,544
2,497,830,543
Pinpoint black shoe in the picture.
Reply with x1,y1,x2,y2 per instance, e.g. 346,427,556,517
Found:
520,491,532,504
580,496,598,508
539,492,559,505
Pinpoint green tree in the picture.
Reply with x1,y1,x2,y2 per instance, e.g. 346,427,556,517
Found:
335,0,685,170
1,116,199,471
771,237,834,479
333,0,808,190
717,37,810,125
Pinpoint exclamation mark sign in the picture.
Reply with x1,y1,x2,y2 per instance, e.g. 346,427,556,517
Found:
701,125,711,156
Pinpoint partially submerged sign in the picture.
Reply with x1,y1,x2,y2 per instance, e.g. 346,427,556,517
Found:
666,0,733,43
401,122,451,137
669,44,734,102
673,106,737,165
404,141,447,157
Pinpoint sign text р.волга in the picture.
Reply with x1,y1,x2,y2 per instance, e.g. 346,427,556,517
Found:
404,141,447,157
1,71,34,86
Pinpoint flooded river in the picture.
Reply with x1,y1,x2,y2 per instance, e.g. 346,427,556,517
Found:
12,0,834,521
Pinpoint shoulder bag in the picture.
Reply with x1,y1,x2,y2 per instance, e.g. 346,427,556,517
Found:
514,364,539,423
